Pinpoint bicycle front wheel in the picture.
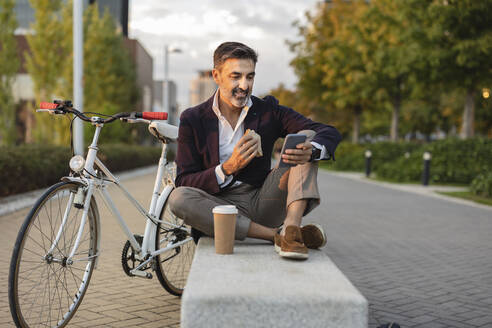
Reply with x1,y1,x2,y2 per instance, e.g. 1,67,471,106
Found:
9,181,99,328
154,198,196,296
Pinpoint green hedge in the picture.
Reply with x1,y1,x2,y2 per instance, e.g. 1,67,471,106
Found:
0,144,162,197
321,143,365,171
322,141,421,172
470,172,492,198
322,137,492,185
374,138,492,184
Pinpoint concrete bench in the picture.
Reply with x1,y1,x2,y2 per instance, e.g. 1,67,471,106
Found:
181,237,368,328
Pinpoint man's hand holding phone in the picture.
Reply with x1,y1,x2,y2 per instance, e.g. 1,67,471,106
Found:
281,141,312,165
279,134,310,167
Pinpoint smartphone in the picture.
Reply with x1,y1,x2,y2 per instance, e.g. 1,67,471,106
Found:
278,134,307,168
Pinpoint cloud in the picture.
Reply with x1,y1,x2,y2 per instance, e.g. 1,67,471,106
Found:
129,0,318,108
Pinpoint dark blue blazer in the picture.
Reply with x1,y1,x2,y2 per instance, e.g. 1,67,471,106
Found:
175,95,342,195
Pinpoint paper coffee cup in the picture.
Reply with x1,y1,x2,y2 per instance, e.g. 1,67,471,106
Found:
212,205,238,254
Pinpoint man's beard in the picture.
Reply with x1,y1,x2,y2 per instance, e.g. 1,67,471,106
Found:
231,87,250,107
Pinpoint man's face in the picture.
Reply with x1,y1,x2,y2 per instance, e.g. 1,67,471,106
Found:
213,58,256,109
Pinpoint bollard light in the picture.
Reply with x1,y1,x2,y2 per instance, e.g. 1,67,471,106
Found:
422,152,431,186
365,150,372,178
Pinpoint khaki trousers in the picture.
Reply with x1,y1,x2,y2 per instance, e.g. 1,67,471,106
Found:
168,130,320,240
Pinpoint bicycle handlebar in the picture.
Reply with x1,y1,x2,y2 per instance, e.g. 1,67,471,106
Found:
40,102,59,110
139,112,168,120
38,101,167,124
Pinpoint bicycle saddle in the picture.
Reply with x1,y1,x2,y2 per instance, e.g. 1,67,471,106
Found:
148,121,178,142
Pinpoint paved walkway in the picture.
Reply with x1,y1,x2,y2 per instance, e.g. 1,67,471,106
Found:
1,169,491,327
311,171,492,328
0,171,181,328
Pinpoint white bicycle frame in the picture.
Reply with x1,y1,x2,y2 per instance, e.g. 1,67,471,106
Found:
49,118,192,277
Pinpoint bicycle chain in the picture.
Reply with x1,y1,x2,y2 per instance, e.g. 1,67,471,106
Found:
121,234,151,277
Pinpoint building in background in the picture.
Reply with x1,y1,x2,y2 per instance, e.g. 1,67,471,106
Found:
14,0,129,36
89,0,129,36
153,81,163,112
189,70,216,107
153,80,178,126
124,39,153,112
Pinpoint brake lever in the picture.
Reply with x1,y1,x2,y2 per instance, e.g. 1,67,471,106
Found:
36,109,65,115
120,118,151,124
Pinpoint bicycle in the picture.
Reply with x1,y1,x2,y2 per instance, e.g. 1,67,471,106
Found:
8,100,196,328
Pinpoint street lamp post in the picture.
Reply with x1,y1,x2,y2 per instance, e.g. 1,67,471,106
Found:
422,152,432,186
365,150,372,178
163,45,182,115
73,0,84,155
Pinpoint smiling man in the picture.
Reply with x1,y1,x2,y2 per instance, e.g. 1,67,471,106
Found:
168,42,342,259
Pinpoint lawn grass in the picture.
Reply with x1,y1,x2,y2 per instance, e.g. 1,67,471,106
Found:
437,191,492,207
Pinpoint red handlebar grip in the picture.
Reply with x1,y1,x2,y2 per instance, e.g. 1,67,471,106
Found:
40,102,58,110
142,112,168,120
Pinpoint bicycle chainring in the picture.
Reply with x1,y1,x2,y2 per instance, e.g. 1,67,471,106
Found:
121,234,150,277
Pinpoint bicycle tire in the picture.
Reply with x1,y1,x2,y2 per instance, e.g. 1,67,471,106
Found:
9,181,99,328
154,197,196,296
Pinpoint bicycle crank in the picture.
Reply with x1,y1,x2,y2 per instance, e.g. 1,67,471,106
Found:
121,234,152,278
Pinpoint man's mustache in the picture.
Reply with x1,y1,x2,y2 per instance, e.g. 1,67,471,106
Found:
232,87,249,97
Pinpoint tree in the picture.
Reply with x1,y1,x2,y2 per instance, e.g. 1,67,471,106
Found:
411,0,492,138
320,0,372,143
356,0,423,142
289,1,366,141
0,0,19,145
82,5,139,143
289,6,330,121
25,0,67,144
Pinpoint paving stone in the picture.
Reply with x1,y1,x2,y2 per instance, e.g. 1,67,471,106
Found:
466,315,492,326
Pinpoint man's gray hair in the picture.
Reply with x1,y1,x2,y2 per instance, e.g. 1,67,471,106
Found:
213,42,258,69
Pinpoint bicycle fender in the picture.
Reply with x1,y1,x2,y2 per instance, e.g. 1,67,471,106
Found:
61,176,88,186
90,196,101,269
155,184,174,218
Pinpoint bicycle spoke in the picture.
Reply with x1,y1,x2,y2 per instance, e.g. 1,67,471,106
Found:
33,215,49,252
26,235,48,255
154,200,196,295
23,265,48,320
38,207,66,256
18,263,45,277
21,247,45,259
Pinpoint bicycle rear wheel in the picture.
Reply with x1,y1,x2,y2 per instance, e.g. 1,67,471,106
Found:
9,181,98,328
154,198,196,296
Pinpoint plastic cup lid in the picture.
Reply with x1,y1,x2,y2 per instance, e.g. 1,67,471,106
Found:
212,205,238,214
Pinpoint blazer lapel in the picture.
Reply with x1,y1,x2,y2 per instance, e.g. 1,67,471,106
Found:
244,96,261,132
200,96,220,166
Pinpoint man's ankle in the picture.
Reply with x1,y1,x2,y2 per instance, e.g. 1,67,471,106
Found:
280,223,300,236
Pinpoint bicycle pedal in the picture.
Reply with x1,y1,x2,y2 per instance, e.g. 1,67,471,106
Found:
130,269,152,279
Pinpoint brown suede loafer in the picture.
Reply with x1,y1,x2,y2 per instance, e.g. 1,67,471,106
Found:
277,225,308,260
274,229,282,253
301,223,327,249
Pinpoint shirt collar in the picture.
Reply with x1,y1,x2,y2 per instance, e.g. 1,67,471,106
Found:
212,88,252,119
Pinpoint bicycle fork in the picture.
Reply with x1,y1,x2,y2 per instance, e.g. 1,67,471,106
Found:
46,180,98,265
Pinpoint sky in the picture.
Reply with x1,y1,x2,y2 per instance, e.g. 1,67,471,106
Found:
128,0,320,110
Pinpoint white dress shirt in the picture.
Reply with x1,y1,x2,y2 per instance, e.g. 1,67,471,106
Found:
213,90,251,188
212,90,328,188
